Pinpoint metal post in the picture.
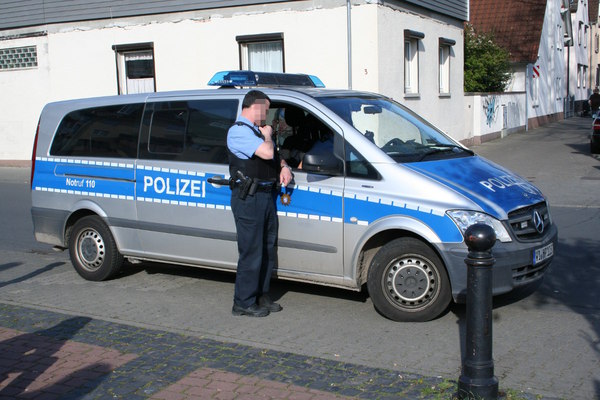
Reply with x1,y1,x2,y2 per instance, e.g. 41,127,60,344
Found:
458,224,499,400
525,63,530,132
346,0,352,90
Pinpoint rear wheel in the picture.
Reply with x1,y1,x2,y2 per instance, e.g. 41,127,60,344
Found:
68,216,123,281
367,238,451,322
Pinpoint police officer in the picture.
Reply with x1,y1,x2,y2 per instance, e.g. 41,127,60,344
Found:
227,90,293,317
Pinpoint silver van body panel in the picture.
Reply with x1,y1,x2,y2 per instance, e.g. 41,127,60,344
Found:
31,86,557,302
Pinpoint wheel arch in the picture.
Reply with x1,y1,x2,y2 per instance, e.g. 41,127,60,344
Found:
352,216,446,287
63,200,109,246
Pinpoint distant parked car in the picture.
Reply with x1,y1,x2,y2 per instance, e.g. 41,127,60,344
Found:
592,116,600,153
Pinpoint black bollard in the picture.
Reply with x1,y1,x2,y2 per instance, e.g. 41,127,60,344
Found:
458,223,499,400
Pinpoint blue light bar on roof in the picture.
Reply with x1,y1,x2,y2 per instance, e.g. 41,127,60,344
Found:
207,70,325,88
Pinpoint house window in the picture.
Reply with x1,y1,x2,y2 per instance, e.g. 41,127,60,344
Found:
555,77,562,100
0,46,37,70
438,38,455,95
577,64,587,88
236,33,284,72
404,30,424,95
557,25,563,51
578,21,583,46
584,25,589,48
112,43,156,95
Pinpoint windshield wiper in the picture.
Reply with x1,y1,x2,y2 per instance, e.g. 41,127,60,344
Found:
417,144,474,161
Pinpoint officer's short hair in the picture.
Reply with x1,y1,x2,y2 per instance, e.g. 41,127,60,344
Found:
242,90,271,109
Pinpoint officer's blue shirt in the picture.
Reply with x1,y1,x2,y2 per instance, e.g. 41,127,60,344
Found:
227,116,268,160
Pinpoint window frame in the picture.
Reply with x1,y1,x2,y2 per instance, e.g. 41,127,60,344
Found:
112,42,156,95
236,33,285,72
404,30,424,97
438,37,455,96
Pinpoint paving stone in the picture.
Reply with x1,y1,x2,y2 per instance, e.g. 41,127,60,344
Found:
0,303,560,400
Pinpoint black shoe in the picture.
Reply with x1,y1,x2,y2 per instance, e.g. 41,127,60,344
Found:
258,295,282,312
232,303,270,317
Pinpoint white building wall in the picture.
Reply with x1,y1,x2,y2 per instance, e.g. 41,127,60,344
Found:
376,3,466,141
528,0,566,119
502,0,565,123
567,0,591,103
590,7,600,89
0,0,465,160
0,34,51,160
463,92,527,144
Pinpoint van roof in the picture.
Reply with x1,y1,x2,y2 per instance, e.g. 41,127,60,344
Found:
45,86,381,109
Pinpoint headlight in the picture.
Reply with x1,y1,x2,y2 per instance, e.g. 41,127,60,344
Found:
447,210,512,243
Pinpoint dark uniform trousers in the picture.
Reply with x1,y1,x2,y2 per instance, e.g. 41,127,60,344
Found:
230,187,278,308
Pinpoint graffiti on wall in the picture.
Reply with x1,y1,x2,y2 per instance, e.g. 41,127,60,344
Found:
483,96,499,127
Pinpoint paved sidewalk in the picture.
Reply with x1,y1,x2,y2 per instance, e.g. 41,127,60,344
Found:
0,303,552,400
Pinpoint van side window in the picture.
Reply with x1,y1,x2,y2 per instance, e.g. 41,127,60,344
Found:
268,102,338,170
50,104,144,158
141,99,238,163
148,109,188,154
345,143,380,180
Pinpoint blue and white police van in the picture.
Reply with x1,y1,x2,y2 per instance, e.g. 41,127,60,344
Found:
31,71,557,321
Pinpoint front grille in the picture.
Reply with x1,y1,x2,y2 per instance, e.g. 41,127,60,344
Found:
512,258,551,285
507,202,551,241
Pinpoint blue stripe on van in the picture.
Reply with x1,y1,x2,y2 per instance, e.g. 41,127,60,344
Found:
343,195,462,242
33,158,461,242
33,158,135,199
136,165,215,206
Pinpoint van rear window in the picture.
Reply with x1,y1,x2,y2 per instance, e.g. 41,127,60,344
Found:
50,104,144,158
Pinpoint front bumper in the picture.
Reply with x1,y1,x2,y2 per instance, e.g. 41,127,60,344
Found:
438,222,558,302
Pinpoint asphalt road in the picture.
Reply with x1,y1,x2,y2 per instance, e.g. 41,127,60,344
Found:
1,116,599,399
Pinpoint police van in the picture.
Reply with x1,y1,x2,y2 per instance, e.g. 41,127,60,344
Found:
31,71,557,322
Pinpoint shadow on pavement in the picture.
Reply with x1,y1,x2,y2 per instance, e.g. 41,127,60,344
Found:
0,261,64,289
0,317,112,398
117,259,369,304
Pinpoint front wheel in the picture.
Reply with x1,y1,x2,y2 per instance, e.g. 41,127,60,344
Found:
367,238,451,322
68,216,123,281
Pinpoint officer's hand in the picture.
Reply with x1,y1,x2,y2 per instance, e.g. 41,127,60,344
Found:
280,166,293,187
259,125,273,140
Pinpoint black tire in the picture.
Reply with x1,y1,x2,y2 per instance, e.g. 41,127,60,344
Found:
367,238,451,322
592,140,600,154
68,216,123,281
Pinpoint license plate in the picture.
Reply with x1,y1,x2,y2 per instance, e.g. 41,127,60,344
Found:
533,243,554,265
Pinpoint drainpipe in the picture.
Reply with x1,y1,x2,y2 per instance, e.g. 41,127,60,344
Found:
347,0,352,90
525,63,531,131
566,42,571,117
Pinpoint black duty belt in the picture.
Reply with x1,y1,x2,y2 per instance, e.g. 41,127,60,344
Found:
231,180,277,193
255,183,277,192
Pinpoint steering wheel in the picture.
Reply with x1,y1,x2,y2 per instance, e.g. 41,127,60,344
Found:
381,138,405,151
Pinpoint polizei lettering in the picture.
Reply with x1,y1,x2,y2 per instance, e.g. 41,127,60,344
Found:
143,175,204,198
479,174,537,194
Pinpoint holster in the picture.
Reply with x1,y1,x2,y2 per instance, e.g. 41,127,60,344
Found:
235,171,253,200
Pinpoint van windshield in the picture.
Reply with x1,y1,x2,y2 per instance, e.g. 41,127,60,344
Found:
317,95,473,163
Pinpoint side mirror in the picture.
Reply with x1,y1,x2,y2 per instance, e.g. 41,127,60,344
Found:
301,149,343,176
